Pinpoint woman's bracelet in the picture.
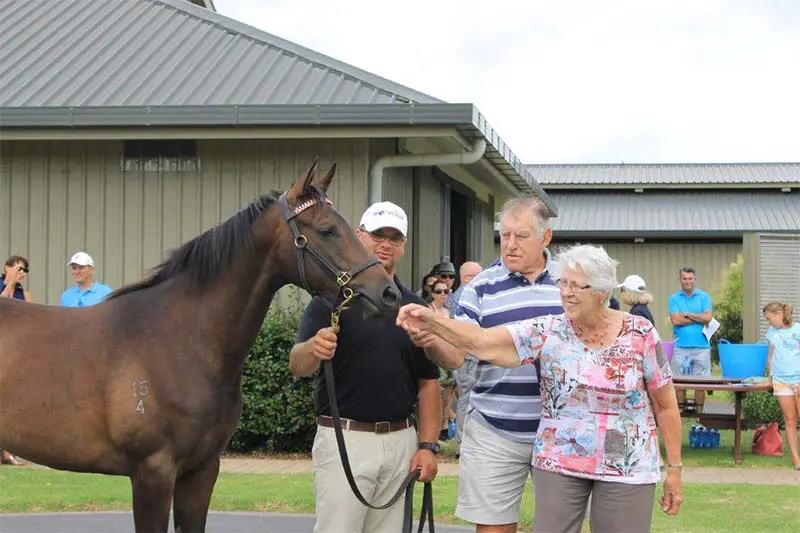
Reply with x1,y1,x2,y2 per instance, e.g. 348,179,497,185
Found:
666,463,683,469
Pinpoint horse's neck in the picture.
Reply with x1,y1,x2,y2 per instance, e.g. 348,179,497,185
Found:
189,245,287,378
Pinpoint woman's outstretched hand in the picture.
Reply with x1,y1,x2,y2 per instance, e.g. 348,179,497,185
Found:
396,303,437,334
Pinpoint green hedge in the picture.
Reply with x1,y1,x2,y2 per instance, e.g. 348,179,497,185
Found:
228,304,317,453
741,390,786,428
711,255,744,365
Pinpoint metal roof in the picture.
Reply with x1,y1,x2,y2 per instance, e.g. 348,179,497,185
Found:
547,191,800,238
0,0,442,106
0,0,552,211
527,163,800,187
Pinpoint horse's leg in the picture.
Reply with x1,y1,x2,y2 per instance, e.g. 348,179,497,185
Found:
173,456,221,533
130,455,177,533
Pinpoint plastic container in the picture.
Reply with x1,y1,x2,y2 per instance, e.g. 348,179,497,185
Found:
447,418,456,440
718,339,769,379
661,341,674,362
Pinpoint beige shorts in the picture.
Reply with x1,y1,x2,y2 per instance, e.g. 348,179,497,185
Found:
773,380,800,397
455,414,535,525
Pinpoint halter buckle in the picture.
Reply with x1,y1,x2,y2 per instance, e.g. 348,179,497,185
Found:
294,235,307,249
336,271,352,286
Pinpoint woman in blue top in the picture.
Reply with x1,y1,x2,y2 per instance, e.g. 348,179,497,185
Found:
0,255,32,466
762,301,800,470
0,255,32,302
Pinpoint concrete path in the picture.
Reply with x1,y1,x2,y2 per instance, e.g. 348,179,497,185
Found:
0,512,473,533
219,457,800,486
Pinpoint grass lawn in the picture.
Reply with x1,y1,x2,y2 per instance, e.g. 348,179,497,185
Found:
1,469,798,533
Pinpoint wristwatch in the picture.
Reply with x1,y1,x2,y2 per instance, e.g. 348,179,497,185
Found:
418,441,441,455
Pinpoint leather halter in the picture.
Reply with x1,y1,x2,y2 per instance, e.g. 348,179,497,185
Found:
277,191,381,308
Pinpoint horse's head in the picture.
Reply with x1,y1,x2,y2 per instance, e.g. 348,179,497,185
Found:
273,160,401,316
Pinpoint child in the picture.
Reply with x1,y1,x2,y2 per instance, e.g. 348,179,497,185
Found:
762,301,800,470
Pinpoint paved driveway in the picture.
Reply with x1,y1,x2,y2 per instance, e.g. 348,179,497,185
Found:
0,511,473,532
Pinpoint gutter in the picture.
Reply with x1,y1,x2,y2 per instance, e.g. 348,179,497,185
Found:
368,139,487,205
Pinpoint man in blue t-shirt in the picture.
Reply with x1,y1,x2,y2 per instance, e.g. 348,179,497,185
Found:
60,252,113,307
668,266,713,411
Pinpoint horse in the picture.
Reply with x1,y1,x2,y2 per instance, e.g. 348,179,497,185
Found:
0,161,401,533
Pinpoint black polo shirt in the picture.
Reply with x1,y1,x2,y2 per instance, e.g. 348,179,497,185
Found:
295,276,440,423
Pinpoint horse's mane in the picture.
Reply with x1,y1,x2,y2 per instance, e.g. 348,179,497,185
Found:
108,186,325,299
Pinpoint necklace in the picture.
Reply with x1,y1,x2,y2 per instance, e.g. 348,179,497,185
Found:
572,313,615,347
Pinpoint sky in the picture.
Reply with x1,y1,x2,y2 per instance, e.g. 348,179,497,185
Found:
213,0,800,165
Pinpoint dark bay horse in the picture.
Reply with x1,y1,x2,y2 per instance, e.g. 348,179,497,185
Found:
0,162,400,532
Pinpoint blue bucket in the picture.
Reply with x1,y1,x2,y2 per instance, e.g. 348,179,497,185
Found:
718,339,768,379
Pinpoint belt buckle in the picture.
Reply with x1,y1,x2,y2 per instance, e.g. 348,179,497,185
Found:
375,421,391,434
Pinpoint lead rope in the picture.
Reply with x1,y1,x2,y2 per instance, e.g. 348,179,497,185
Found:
325,294,435,533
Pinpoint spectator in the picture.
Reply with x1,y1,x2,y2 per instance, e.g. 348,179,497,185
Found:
448,261,482,314
1,255,32,302
413,197,563,532
619,274,655,324
762,302,800,471
668,267,713,412
0,254,31,465
60,252,113,307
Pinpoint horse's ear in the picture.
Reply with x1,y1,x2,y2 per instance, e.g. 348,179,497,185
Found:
313,163,336,194
287,158,319,204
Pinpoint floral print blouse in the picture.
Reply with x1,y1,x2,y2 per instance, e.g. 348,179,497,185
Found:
505,313,672,485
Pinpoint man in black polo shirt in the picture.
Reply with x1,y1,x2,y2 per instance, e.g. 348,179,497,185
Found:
289,201,441,533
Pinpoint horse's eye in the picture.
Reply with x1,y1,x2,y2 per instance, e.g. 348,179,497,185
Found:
317,226,337,238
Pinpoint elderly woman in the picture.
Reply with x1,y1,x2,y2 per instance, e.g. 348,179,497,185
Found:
398,244,683,533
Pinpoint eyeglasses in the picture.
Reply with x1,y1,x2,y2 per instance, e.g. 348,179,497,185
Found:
433,289,450,295
438,274,454,279
364,228,405,245
16,265,30,273
555,279,592,293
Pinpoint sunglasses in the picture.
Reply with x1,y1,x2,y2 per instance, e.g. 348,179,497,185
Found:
438,274,454,279
433,288,450,295
16,265,30,273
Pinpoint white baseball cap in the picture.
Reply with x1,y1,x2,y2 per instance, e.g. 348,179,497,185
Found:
618,274,646,293
359,201,408,238
67,251,94,267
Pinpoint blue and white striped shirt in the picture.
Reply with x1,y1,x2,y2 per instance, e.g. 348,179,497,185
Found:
454,257,563,444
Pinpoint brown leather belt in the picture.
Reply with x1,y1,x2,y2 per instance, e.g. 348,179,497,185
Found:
317,415,412,434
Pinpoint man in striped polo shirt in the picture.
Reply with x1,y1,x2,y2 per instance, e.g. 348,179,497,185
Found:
412,197,562,532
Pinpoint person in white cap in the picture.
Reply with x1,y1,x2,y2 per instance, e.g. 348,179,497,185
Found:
618,274,655,325
289,201,441,533
59,251,113,307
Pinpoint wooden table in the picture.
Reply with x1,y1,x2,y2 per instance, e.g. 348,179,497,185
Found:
672,376,772,464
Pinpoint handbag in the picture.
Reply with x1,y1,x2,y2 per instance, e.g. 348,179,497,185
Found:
752,422,784,457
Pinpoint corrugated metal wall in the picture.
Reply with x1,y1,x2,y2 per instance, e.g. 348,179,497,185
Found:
755,234,800,338
380,165,415,287
415,167,444,289
477,197,498,267
0,139,370,305
551,241,742,340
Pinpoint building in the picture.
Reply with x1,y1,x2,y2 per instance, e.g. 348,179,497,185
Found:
0,0,554,304
524,163,800,340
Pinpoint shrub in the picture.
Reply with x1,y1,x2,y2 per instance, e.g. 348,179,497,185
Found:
742,390,785,428
228,304,317,453
711,254,744,364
